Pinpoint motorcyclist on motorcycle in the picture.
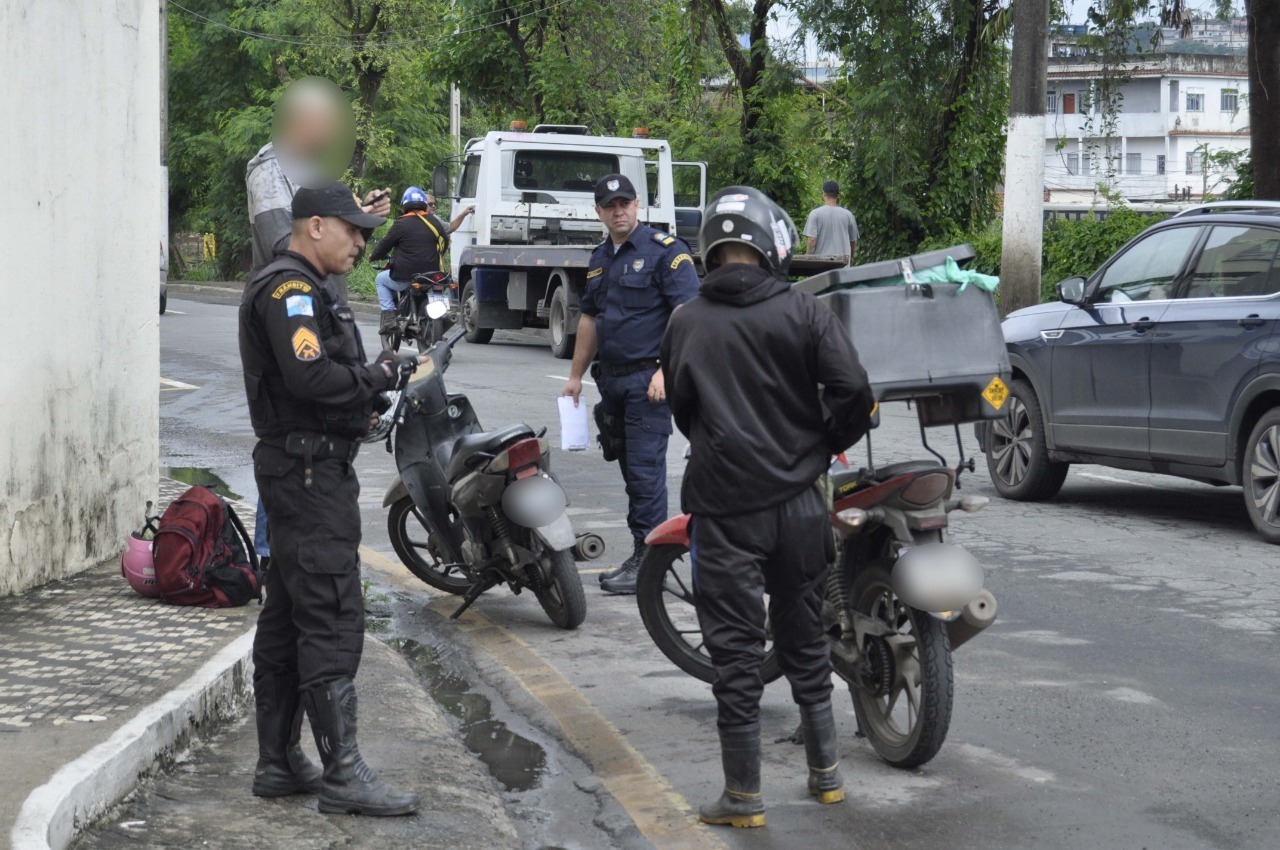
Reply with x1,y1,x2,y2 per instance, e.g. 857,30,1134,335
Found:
369,186,474,335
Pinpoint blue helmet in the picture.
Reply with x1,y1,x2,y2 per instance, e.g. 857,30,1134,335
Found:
401,186,429,209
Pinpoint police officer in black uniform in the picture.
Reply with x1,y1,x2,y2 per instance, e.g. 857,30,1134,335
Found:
562,174,701,594
239,182,421,817
662,187,875,829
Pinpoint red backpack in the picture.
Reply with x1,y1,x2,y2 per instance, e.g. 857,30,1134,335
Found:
152,486,262,607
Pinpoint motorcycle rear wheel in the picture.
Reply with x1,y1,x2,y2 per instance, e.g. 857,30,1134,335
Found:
848,563,953,769
387,496,471,594
534,547,587,630
635,543,782,684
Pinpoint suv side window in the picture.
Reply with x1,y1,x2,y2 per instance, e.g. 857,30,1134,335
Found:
1182,225,1280,299
1096,226,1199,303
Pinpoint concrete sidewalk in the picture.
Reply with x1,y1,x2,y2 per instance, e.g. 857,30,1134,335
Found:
72,637,519,850
3,477,517,850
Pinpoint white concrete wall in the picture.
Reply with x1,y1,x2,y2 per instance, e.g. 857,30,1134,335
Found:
0,0,161,595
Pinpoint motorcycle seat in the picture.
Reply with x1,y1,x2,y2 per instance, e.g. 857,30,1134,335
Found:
831,460,946,498
872,460,946,481
447,423,537,481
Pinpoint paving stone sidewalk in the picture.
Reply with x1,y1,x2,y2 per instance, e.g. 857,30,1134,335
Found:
2,479,260,847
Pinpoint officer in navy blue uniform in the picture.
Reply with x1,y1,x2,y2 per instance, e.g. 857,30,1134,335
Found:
563,174,700,594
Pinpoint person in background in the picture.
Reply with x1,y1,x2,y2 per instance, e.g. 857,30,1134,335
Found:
369,187,474,335
561,174,700,595
802,180,859,265
244,76,391,570
661,186,874,829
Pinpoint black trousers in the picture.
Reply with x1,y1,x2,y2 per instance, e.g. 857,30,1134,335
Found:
692,483,833,728
251,442,365,693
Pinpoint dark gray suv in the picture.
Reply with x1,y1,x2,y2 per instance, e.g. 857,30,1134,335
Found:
978,203,1280,543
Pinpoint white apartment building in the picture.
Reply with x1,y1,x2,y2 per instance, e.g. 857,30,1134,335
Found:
1044,51,1248,203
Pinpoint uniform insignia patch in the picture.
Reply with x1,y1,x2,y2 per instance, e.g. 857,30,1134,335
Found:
651,232,675,246
607,179,620,191
670,253,693,270
272,279,313,299
587,267,603,279
632,259,646,272
285,294,314,317
662,236,675,246
291,327,321,361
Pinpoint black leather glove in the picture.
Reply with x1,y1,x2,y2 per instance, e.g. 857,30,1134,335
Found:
391,355,418,390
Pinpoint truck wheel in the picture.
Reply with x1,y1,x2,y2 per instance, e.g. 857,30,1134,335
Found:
549,285,576,360
461,281,493,345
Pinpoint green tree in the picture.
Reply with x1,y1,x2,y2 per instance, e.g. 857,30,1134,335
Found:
792,0,1011,260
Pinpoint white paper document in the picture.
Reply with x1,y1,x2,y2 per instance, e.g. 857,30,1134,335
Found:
557,396,591,451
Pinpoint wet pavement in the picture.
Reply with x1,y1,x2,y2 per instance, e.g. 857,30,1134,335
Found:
145,292,1280,850
73,636,522,850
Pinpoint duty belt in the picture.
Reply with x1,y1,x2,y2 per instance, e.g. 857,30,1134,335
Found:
274,432,359,489
593,359,660,378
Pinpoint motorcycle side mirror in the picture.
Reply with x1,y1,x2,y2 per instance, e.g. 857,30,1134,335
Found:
426,301,449,320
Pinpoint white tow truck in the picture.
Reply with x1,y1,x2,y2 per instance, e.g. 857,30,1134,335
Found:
431,124,707,359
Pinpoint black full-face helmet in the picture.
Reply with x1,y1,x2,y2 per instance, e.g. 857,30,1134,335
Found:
699,185,799,277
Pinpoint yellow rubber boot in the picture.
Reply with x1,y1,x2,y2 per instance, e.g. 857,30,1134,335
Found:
699,723,766,828
800,700,845,804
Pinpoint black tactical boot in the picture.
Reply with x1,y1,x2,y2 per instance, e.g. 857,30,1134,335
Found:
699,723,766,828
598,539,644,584
599,542,645,595
252,674,323,797
800,700,845,804
379,310,398,335
305,679,420,816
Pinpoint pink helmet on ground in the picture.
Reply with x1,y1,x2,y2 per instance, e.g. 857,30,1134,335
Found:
121,532,160,598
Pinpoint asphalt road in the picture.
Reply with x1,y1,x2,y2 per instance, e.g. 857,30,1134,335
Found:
158,293,1280,850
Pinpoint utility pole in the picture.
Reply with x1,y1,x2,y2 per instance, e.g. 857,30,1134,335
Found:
1000,0,1049,317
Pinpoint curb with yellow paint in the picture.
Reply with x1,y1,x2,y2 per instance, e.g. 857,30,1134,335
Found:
359,546,726,850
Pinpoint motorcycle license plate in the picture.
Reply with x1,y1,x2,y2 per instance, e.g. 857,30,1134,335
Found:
428,292,450,305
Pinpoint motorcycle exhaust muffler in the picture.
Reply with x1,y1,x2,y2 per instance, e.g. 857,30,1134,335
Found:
572,533,606,561
946,589,997,651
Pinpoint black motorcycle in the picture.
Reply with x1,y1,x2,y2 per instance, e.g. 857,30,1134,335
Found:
368,305,594,629
377,266,458,353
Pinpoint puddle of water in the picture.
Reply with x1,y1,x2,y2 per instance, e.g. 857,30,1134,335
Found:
388,638,546,792
163,466,242,501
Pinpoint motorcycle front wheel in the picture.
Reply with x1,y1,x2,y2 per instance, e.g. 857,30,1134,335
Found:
534,547,586,630
847,563,954,769
387,496,471,594
635,543,782,684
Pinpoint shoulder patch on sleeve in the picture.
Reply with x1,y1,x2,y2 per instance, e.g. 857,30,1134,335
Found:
669,253,693,270
291,327,321,361
586,267,604,279
272,279,313,299
285,294,314,317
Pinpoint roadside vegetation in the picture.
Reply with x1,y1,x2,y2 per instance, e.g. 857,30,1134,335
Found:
167,0,1270,293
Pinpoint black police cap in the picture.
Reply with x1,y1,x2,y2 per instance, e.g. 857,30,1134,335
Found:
292,182,386,229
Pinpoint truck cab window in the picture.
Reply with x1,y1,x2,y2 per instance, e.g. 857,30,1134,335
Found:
511,151,618,193
459,155,480,198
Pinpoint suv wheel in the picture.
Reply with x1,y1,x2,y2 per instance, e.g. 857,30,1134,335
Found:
1243,408,1280,544
985,379,1069,501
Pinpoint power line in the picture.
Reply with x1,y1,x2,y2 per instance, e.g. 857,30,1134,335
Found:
167,0,577,49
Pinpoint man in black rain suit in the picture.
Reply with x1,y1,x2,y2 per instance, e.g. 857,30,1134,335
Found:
661,186,875,828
